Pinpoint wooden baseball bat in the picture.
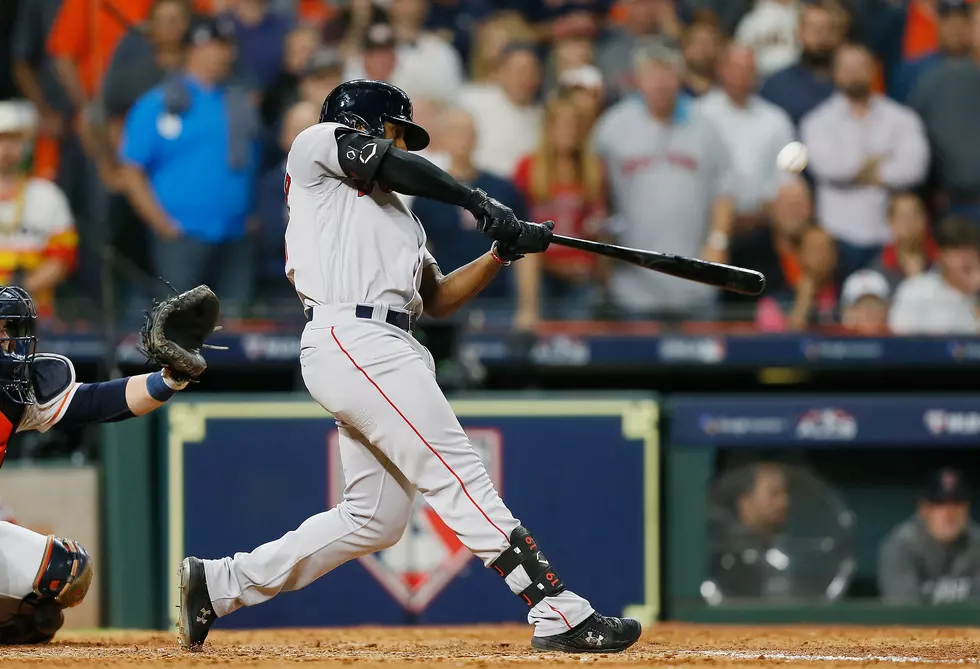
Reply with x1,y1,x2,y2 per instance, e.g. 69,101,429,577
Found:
550,234,766,296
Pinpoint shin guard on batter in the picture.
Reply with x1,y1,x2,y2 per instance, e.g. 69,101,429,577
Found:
490,526,565,607
488,525,593,636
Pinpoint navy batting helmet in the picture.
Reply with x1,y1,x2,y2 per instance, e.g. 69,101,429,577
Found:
320,80,430,151
0,286,37,405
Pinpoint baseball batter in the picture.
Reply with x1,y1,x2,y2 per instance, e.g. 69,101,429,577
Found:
178,80,641,653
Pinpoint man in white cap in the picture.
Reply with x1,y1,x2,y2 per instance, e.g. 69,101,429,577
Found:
840,268,890,334
0,101,77,318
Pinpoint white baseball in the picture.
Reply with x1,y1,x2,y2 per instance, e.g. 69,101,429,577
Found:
776,141,808,173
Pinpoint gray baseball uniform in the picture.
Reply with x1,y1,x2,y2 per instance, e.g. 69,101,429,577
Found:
201,122,594,635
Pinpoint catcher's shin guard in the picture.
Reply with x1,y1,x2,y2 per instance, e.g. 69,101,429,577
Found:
489,526,565,607
0,535,93,645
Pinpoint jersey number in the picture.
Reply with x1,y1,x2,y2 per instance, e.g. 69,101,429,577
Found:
284,172,292,201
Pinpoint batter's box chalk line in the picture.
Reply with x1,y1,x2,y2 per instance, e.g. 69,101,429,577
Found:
673,650,980,664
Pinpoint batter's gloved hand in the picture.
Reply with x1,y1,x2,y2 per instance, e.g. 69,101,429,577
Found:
137,284,222,383
491,220,555,263
467,188,522,242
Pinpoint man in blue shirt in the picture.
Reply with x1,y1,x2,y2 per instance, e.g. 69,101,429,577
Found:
119,17,260,317
760,3,839,126
412,107,527,321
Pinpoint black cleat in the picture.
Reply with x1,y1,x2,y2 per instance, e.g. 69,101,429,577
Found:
176,557,216,651
531,613,642,653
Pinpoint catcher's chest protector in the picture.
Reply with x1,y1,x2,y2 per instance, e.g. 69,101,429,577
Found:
0,355,75,469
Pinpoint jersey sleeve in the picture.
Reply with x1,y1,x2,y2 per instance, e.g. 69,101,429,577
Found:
288,121,360,184
17,354,79,434
422,245,438,269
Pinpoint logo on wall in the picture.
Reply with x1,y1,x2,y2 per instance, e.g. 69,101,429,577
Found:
795,409,857,441
699,415,787,436
328,429,503,613
924,410,980,436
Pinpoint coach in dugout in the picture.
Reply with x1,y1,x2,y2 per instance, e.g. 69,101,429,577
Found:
878,468,980,604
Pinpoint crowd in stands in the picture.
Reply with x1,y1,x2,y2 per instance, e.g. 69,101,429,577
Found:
1,0,980,334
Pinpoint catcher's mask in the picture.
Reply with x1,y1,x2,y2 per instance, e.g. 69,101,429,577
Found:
0,286,38,405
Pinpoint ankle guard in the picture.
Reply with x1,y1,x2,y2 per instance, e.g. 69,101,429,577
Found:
489,526,565,607
33,535,93,608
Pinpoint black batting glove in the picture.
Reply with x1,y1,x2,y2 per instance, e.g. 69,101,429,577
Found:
467,188,522,242
491,220,555,264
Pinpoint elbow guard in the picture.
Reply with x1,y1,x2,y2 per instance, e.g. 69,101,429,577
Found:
336,131,394,186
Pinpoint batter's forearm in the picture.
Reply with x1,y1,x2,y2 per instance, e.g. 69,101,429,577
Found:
423,253,502,318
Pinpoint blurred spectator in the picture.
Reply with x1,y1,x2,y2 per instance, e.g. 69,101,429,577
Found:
0,102,77,318
593,40,735,319
11,0,71,182
512,95,608,327
840,268,891,334
889,217,980,335
411,107,525,313
103,0,191,119
891,0,971,103
400,97,450,209
685,0,752,37
347,0,464,104
557,65,607,128
696,44,795,232
734,0,800,80
520,0,613,43
468,12,537,82
878,468,980,604
256,100,319,301
298,48,344,108
760,3,840,126
725,177,813,318
802,44,929,277
119,17,259,316
910,4,980,223
781,226,838,331
261,26,321,127
223,0,293,95
460,43,543,180
345,23,398,83
46,0,153,113
597,0,679,99
869,192,939,291
681,15,724,98
545,33,598,96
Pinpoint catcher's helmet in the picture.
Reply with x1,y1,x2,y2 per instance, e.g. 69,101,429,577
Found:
320,80,430,151
0,286,38,405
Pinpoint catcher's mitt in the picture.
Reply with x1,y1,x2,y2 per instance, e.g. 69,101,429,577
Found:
138,285,221,382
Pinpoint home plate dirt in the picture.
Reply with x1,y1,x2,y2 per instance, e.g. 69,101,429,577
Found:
2,625,979,668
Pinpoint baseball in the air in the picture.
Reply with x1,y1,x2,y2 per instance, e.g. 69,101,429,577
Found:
776,141,809,173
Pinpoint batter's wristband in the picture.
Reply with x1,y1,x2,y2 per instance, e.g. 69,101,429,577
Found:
490,243,512,266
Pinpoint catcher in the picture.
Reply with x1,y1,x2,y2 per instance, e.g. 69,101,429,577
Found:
0,283,219,644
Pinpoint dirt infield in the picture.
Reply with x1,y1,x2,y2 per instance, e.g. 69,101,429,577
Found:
2,624,979,668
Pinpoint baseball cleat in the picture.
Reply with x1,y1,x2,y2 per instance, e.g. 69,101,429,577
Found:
531,613,641,653
176,557,216,651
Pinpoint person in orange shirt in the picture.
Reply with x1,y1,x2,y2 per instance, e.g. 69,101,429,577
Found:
512,94,607,326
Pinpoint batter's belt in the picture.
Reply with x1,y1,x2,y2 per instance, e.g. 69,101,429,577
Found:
304,303,418,333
